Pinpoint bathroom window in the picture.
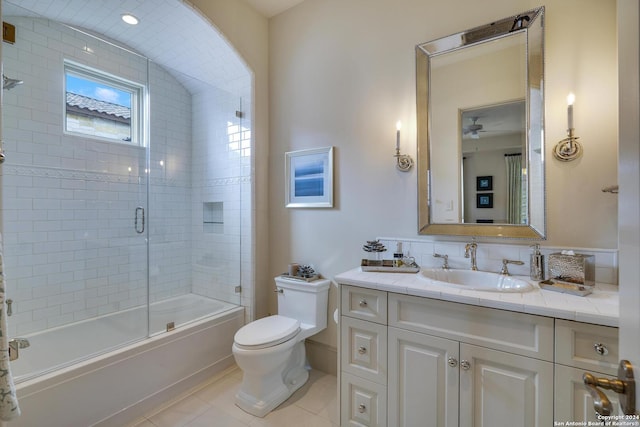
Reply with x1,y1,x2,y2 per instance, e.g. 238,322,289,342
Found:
64,61,144,145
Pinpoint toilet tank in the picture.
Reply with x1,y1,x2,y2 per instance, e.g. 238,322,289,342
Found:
274,276,331,331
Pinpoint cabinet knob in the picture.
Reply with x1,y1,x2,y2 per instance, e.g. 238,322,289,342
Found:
359,299,368,307
594,343,609,356
460,360,471,370
358,403,366,413
447,357,458,368
358,346,367,355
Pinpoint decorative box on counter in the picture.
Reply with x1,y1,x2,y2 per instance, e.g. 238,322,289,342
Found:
548,252,595,287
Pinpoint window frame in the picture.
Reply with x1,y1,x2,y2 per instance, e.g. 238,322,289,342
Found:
63,60,145,146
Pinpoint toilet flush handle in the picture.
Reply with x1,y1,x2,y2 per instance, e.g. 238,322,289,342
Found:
274,288,284,294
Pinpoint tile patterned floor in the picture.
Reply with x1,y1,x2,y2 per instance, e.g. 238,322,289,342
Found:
127,366,338,427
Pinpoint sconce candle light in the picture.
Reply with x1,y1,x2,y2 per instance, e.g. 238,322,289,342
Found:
394,121,414,171
553,92,583,161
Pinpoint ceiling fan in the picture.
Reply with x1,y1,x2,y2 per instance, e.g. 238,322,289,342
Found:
463,117,486,139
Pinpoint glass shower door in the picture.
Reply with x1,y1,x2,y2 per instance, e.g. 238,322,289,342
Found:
146,65,246,334
1,5,150,380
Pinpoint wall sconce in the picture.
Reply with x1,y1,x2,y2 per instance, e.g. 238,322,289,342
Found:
394,121,414,172
553,93,583,161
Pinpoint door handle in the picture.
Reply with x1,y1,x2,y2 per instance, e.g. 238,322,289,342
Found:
583,359,636,416
135,207,145,234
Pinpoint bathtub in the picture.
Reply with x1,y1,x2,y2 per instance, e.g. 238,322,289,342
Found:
9,294,244,427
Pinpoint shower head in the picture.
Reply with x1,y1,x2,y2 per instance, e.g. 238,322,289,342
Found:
3,74,23,90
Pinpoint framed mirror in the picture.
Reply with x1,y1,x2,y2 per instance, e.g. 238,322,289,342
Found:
416,7,545,238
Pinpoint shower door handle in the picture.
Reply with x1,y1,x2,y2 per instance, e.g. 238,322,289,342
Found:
135,207,145,234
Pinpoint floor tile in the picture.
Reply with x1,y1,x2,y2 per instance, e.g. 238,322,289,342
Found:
132,367,338,427
248,404,336,427
147,394,211,427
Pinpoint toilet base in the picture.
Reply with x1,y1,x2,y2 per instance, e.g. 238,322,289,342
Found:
234,340,309,417
235,366,309,417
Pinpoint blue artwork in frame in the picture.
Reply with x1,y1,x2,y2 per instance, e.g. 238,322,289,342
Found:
476,193,493,208
476,175,493,191
285,147,334,208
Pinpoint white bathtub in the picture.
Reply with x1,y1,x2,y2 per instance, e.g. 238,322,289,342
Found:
9,294,244,427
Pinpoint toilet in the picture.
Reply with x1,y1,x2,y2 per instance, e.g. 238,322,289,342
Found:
232,275,331,417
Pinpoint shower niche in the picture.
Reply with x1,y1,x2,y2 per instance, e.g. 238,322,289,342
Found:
203,202,224,234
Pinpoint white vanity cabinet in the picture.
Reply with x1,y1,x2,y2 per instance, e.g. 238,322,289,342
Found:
554,319,620,422
339,285,555,427
337,269,621,427
387,293,554,427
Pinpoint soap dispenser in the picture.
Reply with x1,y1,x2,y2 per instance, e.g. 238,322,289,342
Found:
530,244,545,280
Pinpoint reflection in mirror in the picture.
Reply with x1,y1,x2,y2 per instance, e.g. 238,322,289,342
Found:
417,7,545,238
461,101,526,225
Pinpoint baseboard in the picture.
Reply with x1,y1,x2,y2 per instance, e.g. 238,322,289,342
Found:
305,340,337,376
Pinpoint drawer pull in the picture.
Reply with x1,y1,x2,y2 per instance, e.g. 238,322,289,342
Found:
359,299,368,307
594,343,609,356
358,403,366,413
357,346,367,355
447,357,458,368
460,360,471,370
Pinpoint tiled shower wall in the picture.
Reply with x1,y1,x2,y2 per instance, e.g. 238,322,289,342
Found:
1,16,252,336
190,88,251,308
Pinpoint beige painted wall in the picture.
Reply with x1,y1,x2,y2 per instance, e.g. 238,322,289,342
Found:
268,0,617,355
188,0,617,366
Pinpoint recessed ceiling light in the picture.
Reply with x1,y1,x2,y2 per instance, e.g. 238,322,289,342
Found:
121,14,139,25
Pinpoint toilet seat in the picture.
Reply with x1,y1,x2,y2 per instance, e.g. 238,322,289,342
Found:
234,315,300,350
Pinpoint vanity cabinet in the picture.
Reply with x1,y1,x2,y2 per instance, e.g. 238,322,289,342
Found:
387,293,554,427
339,284,619,427
553,319,620,422
339,286,555,427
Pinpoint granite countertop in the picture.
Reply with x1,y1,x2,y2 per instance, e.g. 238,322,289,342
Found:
334,268,619,327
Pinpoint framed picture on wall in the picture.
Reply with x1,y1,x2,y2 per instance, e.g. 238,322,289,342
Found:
476,176,493,191
285,146,334,208
476,193,493,208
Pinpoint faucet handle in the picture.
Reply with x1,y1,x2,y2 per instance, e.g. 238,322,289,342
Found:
8,338,30,361
500,259,524,275
433,253,449,269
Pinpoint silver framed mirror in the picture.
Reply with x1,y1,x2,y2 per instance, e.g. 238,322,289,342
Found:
416,7,545,239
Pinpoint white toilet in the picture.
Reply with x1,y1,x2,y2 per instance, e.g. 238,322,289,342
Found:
232,275,330,417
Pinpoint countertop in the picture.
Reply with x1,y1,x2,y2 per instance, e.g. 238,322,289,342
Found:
334,268,619,327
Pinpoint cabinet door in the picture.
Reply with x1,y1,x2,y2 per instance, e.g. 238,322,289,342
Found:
554,364,620,422
459,344,553,427
388,327,459,427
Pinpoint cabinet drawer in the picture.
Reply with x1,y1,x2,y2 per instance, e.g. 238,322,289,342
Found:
555,319,619,376
341,316,388,384
388,293,554,361
341,372,387,427
341,285,387,324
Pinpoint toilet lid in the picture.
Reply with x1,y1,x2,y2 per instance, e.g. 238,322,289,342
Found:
234,315,300,349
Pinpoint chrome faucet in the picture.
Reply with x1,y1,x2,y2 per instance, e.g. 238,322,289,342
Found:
433,253,449,270
464,239,478,271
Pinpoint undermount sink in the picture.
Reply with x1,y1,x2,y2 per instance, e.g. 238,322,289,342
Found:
418,268,534,293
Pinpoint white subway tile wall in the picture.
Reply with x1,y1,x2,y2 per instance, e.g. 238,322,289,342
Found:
2,16,254,337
